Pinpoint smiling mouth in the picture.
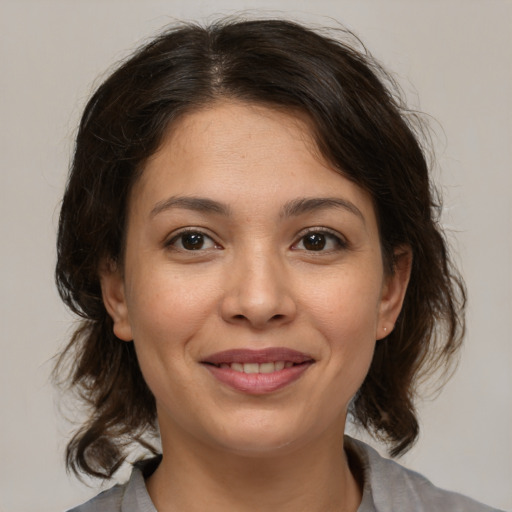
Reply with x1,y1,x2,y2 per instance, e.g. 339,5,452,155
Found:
201,348,315,393
201,347,314,367
209,361,302,373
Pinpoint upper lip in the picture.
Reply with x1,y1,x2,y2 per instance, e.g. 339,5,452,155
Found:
201,348,314,365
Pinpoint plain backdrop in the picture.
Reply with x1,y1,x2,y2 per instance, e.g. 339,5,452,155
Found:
1,1,511,511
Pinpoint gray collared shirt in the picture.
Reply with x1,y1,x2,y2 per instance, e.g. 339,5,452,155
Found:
67,437,504,512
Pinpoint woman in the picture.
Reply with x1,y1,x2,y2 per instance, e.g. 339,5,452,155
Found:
55,19,502,512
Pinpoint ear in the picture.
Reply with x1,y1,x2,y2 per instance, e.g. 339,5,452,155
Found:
99,259,133,342
376,246,412,340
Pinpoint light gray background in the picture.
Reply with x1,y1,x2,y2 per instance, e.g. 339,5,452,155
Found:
1,1,511,511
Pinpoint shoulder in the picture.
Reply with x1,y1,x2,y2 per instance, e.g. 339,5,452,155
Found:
66,457,160,512
345,437,504,512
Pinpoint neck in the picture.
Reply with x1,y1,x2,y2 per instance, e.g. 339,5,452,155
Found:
146,428,362,512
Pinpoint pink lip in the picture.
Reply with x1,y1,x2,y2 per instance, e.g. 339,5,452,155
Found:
202,347,313,365
201,348,315,395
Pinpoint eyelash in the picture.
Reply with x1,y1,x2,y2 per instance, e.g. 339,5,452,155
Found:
165,227,348,253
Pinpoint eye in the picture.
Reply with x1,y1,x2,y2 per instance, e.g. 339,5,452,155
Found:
167,230,219,251
292,230,346,252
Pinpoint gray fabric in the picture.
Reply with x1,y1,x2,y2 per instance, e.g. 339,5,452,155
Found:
67,458,159,512
346,438,505,512
67,437,504,512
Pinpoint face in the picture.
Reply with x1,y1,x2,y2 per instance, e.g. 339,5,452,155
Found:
102,101,410,457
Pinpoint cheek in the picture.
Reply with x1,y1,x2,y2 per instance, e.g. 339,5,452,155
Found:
123,265,227,393
303,273,381,386
126,265,217,338
304,268,383,336
125,280,207,418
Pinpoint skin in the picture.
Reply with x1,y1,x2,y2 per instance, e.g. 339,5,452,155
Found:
101,101,411,512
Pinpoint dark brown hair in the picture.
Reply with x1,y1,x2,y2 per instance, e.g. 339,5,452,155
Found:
55,18,466,478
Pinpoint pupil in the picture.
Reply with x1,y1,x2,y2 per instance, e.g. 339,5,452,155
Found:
182,233,204,250
304,233,326,250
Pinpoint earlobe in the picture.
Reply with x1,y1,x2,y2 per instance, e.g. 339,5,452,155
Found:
99,260,133,342
377,246,412,340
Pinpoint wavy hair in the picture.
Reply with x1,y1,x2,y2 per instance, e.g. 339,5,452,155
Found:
55,18,466,478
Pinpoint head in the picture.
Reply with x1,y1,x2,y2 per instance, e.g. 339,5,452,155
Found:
55,18,465,478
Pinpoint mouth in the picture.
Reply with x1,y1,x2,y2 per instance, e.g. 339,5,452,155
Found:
201,348,315,394
210,361,296,373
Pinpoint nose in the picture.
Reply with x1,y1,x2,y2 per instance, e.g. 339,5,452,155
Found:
220,249,297,330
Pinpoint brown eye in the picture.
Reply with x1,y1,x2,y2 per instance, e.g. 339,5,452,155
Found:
303,233,327,251
181,233,205,250
292,230,346,252
168,231,218,251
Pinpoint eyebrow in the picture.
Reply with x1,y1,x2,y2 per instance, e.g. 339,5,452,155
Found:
150,195,364,223
150,196,231,218
281,197,365,223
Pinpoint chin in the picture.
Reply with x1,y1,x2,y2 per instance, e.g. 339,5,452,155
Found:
215,433,302,458
202,413,319,458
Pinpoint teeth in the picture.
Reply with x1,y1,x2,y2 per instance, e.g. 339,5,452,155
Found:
259,362,275,374
231,362,244,372
220,361,293,373
243,363,259,374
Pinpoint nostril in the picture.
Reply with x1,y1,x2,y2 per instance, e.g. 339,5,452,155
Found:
221,294,297,328
230,313,286,325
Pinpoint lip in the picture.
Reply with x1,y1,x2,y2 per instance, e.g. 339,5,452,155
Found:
202,347,313,365
201,348,315,395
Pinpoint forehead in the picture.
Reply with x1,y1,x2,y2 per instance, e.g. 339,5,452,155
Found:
148,101,321,172
130,100,375,221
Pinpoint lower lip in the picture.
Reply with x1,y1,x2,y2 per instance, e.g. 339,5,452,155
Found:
203,362,313,394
